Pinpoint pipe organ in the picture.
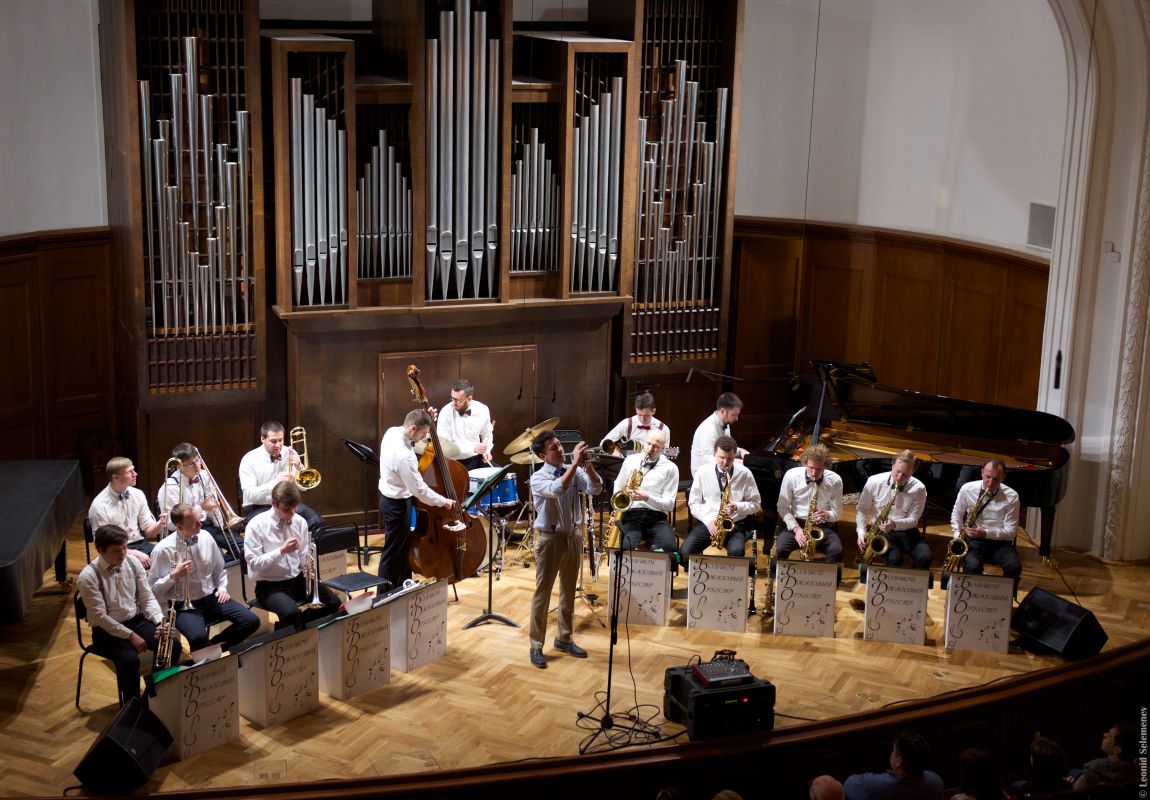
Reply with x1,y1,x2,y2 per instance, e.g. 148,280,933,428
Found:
510,122,561,274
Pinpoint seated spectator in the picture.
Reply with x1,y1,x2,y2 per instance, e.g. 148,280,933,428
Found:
951,748,1004,800
842,731,944,800
1012,737,1071,798
811,775,845,800
1072,723,1137,791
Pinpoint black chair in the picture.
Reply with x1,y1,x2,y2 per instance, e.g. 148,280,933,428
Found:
318,523,390,598
82,517,94,564
73,590,122,711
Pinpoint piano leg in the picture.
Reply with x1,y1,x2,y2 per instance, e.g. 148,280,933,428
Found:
1039,505,1055,557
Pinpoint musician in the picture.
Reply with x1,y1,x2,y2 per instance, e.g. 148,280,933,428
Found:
437,379,494,470
678,436,762,567
377,409,457,590
951,459,1021,582
689,392,745,476
613,428,679,553
157,442,243,560
243,482,339,631
149,503,259,653
89,457,167,568
774,443,844,568
855,450,929,574
602,392,670,453
527,430,602,669
238,420,325,539
77,523,178,702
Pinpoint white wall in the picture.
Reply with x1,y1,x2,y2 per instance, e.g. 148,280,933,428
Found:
0,0,106,236
737,0,1068,252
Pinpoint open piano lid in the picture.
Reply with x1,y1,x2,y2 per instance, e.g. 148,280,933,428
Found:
812,360,1076,446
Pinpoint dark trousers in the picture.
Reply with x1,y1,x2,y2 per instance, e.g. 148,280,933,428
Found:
128,539,154,556
457,454,487,471
376,495,413,589
254,573,340,631
882,529,933,569
91,614,180,703
243,502,325,540
201,520,244,563
774,522,843,566
176,593,260,651
619,509,677,553
963,538,1021,579
679,521,753,568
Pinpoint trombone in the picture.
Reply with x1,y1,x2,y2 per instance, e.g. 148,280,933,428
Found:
162,457,183,515
288,426,322,490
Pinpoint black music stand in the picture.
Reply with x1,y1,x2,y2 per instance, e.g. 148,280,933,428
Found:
463,464,520,630
343,438,381,562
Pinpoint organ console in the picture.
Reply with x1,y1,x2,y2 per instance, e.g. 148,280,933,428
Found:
745,361,1075,557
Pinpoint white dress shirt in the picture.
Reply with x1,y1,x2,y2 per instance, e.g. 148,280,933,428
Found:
855,472,927,537
238,445,291,507
437,399,494,459
157,473,210,529
690,412,729,476
776,466,843,531
603,415,670,450
77,555,162,638
149,531,228,604
688,463,761,524
951,480,1019,542
378,426,452,506
613,452,678,513
89,485,157,544
244,508,311,582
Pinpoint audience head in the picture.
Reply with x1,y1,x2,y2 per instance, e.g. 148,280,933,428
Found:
1028,736,1067,780
809,775,844,800
1103,723,1134,761
891,731,931,778
956,748,1001,799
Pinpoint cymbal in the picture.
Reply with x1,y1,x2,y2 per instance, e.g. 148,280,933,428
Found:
502,417,560,456
509,450,538,465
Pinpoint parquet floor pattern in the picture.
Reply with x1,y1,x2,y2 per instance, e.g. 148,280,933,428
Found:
1,518,1146,797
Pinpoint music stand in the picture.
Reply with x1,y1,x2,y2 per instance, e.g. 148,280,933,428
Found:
343,438,380,562
463,465,520,630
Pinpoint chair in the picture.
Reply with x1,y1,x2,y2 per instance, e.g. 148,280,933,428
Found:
318,523,390,598
83,517,94,564
73,590,122,711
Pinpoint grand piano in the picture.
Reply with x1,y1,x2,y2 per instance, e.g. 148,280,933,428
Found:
745,361,1075,557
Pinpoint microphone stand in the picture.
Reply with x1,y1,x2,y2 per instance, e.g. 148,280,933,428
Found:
342,438,381,563
463,465,519,630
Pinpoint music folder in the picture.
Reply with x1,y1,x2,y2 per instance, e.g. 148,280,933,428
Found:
236,625,320,726
150,655,240,759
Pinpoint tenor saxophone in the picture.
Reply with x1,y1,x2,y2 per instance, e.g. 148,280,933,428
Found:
859,482,899,568
944,486,990,574
800,481,824,561
604,468,643,549
711,471,734,549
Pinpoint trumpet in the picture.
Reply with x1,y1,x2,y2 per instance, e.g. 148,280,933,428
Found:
155,537,191,670
300,539,325,610
800,481,824,561
289,426,322,490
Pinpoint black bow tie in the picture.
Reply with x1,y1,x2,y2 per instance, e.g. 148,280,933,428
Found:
806,477,823,485
119,491,131,501
271,453,282,462
458,408,471,417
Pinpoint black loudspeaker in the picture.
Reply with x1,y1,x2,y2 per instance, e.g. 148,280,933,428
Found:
554,429,584,453
74,697,172,795
1011,587,1108,660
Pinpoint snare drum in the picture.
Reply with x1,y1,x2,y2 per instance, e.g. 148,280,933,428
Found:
467,467,520,512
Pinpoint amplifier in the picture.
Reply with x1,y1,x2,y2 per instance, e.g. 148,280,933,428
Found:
663,665,775,741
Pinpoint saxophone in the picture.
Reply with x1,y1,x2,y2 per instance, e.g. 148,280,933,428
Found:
859,482,898,568
944,486,990,573
711,471,735,549
762,540,778,619
799,481,824,561
605,468,643,549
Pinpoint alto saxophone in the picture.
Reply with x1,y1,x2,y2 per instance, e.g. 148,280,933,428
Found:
859,482,899,568
800,481,824,561
605,467,643,549
711,471,734,549
944,486,991,573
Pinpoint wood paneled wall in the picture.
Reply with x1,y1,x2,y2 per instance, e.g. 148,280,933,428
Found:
731,218,1050,444
0,229,114,466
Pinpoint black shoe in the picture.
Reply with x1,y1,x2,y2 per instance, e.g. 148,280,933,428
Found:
553,639,588,658
530,648,547,669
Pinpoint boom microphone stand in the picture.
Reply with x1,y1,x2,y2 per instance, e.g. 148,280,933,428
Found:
463,465,519,630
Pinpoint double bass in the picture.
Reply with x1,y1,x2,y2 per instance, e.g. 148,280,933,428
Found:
405,365,487,583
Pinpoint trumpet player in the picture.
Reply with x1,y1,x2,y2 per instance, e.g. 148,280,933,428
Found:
238,420,326,539
613,428,679,553
855,450,929,573
77,524,176,703
951,459,1021,583
244,482,339,631
158,443,243,560
678,436,761,568
89,457,168,567
774,444,844,569
149,503,258,653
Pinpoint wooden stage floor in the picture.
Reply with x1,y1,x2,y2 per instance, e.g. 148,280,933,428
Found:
1,518,1147,797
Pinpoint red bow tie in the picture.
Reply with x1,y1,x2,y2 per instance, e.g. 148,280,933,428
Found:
636,424,651,430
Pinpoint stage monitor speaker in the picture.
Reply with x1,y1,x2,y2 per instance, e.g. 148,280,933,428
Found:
1011,587,1107,660
73,697,172,795
554,430,584,454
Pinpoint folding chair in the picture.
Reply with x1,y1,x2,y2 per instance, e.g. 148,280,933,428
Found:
83,517,94,564
73,590,123,711
317,523,390,598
